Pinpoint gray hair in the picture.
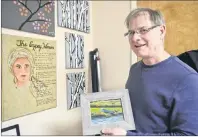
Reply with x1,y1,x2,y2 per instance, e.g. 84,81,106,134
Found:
8,48,34,72
125,8,165,29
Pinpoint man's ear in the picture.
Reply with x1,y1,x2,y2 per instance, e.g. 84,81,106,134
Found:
160,24,166,37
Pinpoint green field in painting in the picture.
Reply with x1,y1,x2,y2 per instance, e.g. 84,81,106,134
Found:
90,99,122,107
90,99,123,117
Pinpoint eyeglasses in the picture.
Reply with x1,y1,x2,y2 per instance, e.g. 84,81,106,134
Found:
124,25,160,37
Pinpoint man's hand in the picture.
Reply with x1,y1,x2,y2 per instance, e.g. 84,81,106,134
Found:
101,128,127,136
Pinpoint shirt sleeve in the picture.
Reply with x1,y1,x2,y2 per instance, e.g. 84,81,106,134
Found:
127,73,198,136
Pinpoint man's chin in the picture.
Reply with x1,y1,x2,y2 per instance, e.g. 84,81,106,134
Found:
135,52,147,58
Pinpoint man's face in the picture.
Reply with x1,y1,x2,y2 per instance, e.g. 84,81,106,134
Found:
12,57,31,85
128,12,165,58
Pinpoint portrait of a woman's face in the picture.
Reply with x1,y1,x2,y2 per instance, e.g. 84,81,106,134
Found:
12,57,31,87
2,34,57,122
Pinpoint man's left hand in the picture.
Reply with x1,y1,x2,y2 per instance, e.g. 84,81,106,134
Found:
101,128,127,136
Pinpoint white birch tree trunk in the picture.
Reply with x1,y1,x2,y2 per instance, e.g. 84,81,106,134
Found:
70,73,85,109
77,1,88,30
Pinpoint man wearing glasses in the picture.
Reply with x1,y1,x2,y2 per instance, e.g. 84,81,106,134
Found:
101,8,198,136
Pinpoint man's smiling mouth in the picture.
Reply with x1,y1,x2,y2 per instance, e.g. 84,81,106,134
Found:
135,44,146,48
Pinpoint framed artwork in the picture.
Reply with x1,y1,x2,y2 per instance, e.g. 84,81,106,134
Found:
2,0,55,37
66,72,86,110
1,124,20,136
2,34,57,121
80,89,135,135
65,32,84,69
57,0,90,33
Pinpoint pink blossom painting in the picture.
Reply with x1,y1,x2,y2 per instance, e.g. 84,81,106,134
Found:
2,0,55,37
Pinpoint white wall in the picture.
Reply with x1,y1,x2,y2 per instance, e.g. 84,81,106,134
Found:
1,1,137,135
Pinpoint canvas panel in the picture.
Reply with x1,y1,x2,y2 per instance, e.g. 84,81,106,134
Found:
2,0,55,37
65,32,84,69
57,0,90,33
2,34,57,121
66,72,86,110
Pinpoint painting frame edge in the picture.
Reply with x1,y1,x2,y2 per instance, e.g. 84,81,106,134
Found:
1,124,20,136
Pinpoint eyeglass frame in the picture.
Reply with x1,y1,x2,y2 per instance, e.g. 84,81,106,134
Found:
124,25,161,37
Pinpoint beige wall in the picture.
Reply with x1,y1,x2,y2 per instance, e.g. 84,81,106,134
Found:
1,1,137,135
92,1,134,91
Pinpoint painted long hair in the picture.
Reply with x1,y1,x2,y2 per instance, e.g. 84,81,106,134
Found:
8,48,47,98
8,48,34,84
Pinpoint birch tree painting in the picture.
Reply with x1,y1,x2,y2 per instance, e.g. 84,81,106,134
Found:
58,0,90,33
2,0,55,37
66,72,85,110
65,32,84,69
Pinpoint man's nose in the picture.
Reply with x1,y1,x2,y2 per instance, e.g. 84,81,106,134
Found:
131,33,141,43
